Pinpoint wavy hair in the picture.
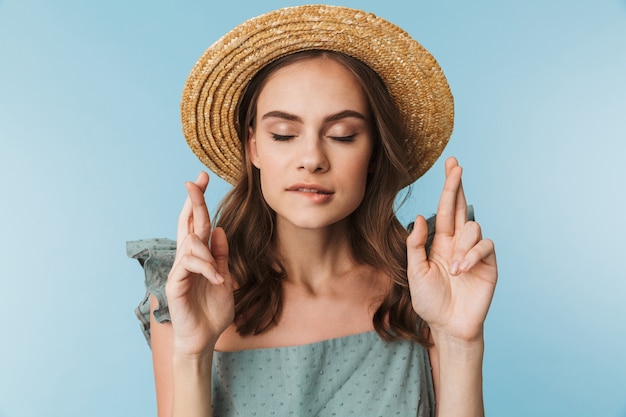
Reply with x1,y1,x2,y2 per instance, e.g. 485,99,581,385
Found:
215,50,429,346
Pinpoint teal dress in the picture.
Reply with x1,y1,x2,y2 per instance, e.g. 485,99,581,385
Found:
126,206,476,416
211,331,434,416
127,238,435,416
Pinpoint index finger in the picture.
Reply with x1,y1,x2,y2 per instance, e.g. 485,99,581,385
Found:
435,157,467,237
176,172,210,243
448,158,468,234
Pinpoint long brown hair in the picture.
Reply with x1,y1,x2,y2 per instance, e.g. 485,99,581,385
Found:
215,50,429,346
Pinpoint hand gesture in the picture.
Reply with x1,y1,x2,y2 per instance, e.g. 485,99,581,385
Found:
165,172,235,356
407,157,497,344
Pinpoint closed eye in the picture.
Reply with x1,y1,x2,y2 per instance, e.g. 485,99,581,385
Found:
271,133,296,141
330,134,356,143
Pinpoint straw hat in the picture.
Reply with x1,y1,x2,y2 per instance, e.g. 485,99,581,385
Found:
181,4,454,185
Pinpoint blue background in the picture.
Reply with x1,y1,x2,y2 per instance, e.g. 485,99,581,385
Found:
1,0,625,416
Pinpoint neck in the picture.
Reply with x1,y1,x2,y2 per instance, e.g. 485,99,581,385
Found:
274,217,358,293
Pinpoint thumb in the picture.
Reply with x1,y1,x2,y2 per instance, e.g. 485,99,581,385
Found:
210,227,230,280
406,215,430,279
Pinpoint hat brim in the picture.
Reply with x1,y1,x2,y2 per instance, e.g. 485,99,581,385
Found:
181,5,454,185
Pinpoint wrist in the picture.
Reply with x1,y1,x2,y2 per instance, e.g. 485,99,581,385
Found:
172,340,217,365
430,329,485,361
173,348,214,364
172,349,214,385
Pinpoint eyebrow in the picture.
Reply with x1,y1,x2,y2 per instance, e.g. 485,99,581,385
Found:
261,110,367,123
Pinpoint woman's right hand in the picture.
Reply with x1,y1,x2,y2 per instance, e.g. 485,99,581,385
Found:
165,172,235,357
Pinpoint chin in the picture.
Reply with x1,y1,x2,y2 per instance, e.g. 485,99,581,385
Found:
278,214,351,231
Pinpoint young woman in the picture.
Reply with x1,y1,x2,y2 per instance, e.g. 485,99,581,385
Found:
129,5,497,417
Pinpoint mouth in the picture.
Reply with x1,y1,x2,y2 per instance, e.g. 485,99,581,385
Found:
293,188,332,195
287,184,334,195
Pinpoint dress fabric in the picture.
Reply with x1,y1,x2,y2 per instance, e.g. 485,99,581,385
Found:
211,331,434,416
125,209,476,416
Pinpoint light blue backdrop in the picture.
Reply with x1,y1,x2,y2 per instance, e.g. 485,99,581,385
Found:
1,0,625,416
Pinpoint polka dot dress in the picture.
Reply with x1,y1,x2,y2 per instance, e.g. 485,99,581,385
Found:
212,331,434,416
127,239,438,416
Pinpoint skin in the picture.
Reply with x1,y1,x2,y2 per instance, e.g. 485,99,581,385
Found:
150,56,498,417
249,58,374,231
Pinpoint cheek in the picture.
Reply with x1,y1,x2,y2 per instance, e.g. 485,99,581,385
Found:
256,156,283,204
255,141,285,169
340,151,373,199
347,147,374,179
256,151,284,181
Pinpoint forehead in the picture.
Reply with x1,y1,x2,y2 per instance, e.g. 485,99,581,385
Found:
257,56,369,113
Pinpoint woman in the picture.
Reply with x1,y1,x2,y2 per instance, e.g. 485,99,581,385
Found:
129,5,497,417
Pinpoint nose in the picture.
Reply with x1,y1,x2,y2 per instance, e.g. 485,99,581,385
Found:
298,135,329,173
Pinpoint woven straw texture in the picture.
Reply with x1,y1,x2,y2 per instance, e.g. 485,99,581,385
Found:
181,5,454,185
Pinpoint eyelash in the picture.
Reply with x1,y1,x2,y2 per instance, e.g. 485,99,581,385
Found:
270,134,357,142
271,134,295,141
331,135,356,143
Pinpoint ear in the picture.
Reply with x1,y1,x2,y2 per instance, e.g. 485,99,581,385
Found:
247,127,261,169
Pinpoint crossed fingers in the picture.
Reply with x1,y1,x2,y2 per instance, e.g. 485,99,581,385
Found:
435,158,495,276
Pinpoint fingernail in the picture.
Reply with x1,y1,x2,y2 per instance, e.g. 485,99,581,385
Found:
460,260,470,271
450,261,459,275
215,273,224,284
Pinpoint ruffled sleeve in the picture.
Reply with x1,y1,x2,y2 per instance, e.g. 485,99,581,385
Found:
126,238,176,347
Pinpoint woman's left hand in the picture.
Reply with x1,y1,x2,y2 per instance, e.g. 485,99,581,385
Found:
407,157,497,344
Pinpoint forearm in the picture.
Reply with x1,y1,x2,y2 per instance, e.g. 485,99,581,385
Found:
430,334,485,417
171,351,214,417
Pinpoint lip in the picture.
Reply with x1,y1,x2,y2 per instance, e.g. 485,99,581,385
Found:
286,183,334,203
286,183,334,194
